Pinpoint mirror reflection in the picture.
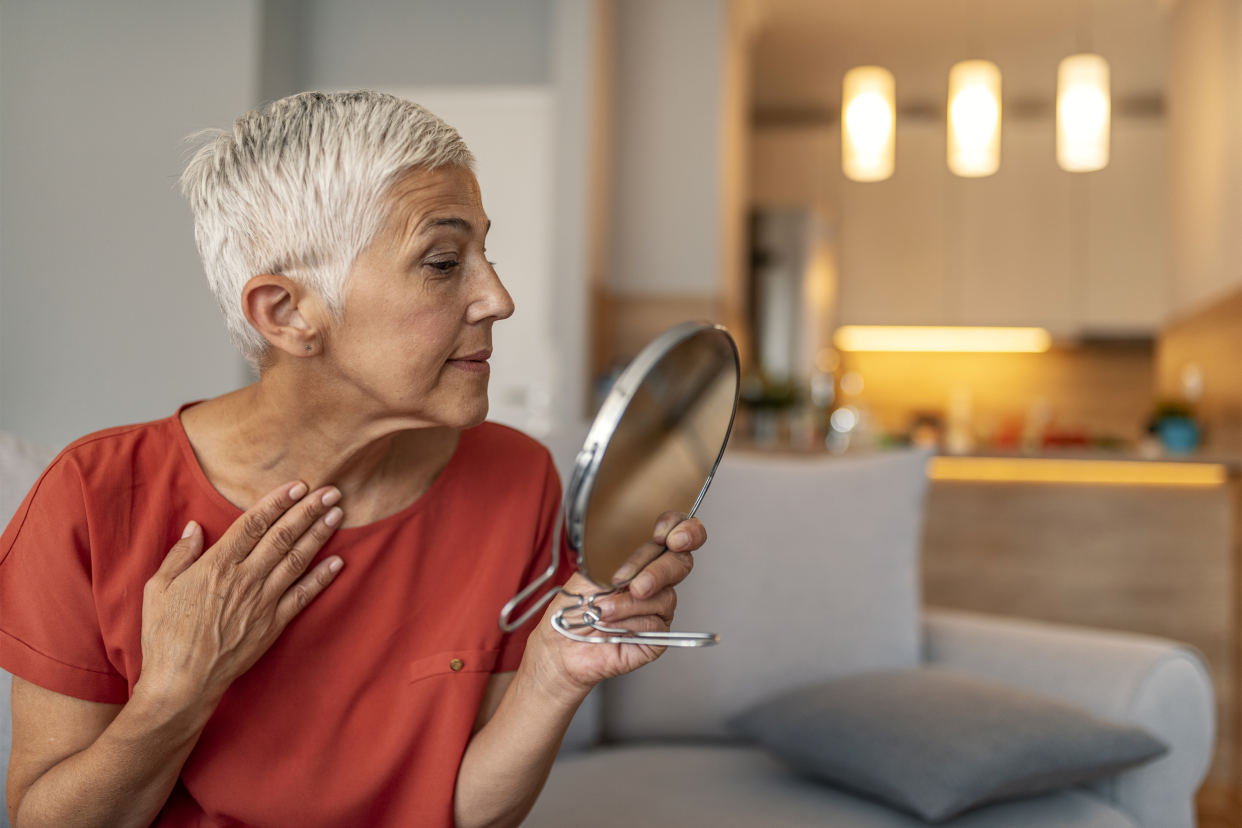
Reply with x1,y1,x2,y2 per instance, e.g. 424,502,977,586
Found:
577,326,738,589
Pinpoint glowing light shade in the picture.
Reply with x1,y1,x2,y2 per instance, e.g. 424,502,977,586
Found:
833,325,1052,353
947,60,1002,177
842,66,896,182
1057,53,1110,172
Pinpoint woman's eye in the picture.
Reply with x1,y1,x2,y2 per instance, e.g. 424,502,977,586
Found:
428,259,460,272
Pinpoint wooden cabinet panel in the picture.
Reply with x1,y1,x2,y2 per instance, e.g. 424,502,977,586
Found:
922,477,1239,799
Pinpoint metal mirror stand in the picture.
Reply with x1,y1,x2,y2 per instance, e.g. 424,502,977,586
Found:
497,503,720,647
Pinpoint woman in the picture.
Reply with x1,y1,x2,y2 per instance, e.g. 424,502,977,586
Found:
0,91,706,828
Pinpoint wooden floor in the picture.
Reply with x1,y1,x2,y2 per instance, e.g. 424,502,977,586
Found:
922,476,1241,824
1201,784,1242,828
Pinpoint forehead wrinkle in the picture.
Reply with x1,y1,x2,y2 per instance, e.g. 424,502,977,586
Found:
378,168,486,252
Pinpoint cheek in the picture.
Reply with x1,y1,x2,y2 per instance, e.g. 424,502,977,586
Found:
363,306,464,387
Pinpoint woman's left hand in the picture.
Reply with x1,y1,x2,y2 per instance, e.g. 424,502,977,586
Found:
523,512,707,699
456,513,706,828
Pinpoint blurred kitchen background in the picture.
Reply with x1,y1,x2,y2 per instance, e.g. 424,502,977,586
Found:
1,0,1240,822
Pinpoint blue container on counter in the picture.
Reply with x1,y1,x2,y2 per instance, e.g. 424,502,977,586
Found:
1156,415,1200,454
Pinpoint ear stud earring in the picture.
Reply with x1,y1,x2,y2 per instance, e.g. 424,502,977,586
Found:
305,345,312,351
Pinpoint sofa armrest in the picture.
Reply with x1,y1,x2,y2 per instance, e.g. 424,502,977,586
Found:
923,607,1214,828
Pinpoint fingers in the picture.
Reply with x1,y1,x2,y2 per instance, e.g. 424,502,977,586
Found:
651,511,687,544
262,495,345,592
630,548,694,599
153,521,206,585
216,481,310,563
251,486,338,570
626,516,703,597
611,540,665,585
663,517,706,554
611,515,705,590
595,586,677,625
273,556,345,627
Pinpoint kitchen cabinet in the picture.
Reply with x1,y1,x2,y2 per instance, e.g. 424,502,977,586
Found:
751,115,1168,336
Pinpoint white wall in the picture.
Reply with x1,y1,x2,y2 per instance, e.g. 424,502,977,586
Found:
609,0,728,298
386,87,558,436
547,0,601,424
0,1,261,447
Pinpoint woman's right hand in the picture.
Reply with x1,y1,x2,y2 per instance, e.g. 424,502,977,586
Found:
137,481,345,709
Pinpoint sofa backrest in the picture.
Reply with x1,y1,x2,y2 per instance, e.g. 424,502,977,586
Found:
601,448,930,740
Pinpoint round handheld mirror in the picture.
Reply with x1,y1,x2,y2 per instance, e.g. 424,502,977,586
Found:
499,322,740,647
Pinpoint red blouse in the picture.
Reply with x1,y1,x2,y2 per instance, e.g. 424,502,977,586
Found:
0,408,565,827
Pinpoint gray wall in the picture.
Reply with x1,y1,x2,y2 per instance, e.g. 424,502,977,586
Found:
0,0,261,447
296,0,551,91
260,0,554,102
0,0,597,444
609,0,727,298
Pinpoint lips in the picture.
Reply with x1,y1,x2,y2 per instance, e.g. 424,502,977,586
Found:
447,349,491,375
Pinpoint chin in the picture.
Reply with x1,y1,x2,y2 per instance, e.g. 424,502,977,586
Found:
436,395,490,430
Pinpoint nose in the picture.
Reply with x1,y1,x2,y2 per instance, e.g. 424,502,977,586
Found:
468,261,515,324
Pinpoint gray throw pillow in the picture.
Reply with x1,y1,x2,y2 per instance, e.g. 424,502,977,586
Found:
727,666,1167,822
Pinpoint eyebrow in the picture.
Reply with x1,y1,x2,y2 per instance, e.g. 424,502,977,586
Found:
424,217,491,234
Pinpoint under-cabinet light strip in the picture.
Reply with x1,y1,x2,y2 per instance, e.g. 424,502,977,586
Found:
928,456,1227,487
834,326,1052,353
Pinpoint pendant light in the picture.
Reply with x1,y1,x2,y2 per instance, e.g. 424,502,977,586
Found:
842,66,896,182
947,60,1002,177
1056,53,1110,172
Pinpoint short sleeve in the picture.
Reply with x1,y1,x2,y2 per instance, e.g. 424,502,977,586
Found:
494,450,573,673
0,454,128,703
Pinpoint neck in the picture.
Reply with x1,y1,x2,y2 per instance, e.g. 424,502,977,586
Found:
181,367,460,527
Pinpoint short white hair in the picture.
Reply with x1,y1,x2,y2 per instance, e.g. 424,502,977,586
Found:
180,90,475,365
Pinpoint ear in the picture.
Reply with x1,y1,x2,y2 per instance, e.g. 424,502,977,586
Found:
241,274,326,358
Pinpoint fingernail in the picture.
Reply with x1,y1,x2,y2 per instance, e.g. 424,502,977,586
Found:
324,507,343,527
612,563,638,584
181,520,197,539
597,597,616,619
669,531,689,550
322,488,341,507
633,574,654,598
328,557,344,573
289,482,308,500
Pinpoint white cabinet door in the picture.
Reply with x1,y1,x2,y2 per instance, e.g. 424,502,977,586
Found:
1085,119,1168,335
838,121,950,326
957,119,1080,335
753,117,1168,336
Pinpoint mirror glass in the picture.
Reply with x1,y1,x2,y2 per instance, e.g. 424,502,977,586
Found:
571,325,739,590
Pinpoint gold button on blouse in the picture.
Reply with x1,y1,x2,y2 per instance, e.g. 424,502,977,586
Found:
449,658,464,672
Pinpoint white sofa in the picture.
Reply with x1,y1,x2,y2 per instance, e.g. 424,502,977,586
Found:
527,448,1215,828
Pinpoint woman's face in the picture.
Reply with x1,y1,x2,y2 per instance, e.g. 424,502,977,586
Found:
321,164,514,429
